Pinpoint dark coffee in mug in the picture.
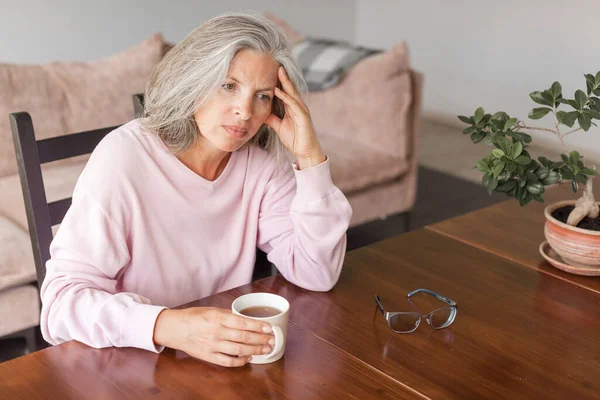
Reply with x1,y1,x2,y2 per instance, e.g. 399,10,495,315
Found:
239,306,282,318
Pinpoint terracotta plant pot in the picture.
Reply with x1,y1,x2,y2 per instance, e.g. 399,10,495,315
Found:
543,200,600,270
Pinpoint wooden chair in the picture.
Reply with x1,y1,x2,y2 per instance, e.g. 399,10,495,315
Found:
10,112,118,290
8,113,117,352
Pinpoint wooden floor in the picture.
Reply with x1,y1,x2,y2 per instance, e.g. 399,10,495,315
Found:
0,166,506,364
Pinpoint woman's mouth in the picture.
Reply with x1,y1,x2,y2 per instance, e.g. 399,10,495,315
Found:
223,125,249,139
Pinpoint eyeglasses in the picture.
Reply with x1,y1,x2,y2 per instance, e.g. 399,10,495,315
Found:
375,289,458,333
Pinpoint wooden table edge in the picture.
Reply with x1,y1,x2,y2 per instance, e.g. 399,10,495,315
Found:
424,225,600,296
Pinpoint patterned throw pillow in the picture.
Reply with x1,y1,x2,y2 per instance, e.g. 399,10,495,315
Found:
292,38,380,92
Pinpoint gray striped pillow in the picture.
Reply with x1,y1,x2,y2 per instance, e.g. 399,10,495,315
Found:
292,38,380,91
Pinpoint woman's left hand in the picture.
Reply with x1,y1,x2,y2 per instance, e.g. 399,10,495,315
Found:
265,67,326,169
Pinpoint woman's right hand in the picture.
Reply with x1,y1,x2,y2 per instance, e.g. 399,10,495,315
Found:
153,307,275,367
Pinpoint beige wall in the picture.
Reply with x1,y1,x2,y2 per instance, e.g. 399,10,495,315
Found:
355,0,600,159
0,0,355,63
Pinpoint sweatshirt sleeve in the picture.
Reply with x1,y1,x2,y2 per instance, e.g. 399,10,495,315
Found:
40,184,166,352
257,157,353,291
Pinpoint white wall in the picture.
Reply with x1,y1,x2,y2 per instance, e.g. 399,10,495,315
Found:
0,0,355,63
355,0,600,157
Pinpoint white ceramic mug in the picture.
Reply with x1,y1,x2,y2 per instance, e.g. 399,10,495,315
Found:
231,292,289,364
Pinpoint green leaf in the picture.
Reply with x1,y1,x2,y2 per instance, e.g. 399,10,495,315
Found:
541,91,554,106
581,167,597,176
492,112,510,121
535,167,550,180
511,141,523,159
529,91,553,106
504,117,518,130
526,171,539,183
507,162,517,173
519,192,534,206
470,131,487,143
551,81,562,98
578,113,592,131
463,126,477,135
596,71,600,84
492,149,505,159
585,73,596,86
572,180,579,193
528,107,552,120
458,115,473,124
495,136,512,155
505,131,532,143
495,180,517,193
526,182,544,195
561,170,574,181
538,156,550,167
561,154,569,163
482,174,499,194
587,110,600,119
561,111,579,127
476,160,491,173
492,162,506,177
550,161,564,169
569,151,581,164
533,194,544,203
541,171,560,185
515,184,525,200
474,107,485,124
590,97,600,111
515,155,531,165
575,90,587,109
576,174,588,183
565,99,580,109
556,111,566,124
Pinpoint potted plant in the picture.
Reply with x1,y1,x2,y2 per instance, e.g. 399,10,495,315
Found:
458,72,600,275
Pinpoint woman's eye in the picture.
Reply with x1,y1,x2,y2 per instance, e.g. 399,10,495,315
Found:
222,83,235,90
258,94,271,102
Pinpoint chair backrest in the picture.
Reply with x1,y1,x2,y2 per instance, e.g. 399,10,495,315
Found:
9,112,120,289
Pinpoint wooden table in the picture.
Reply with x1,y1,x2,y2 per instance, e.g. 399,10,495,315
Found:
1,185,599,399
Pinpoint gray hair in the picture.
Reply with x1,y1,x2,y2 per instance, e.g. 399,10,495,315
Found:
140,12,307,163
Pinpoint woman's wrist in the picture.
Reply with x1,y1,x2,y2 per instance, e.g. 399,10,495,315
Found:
153,309,181,348
295,149,326,170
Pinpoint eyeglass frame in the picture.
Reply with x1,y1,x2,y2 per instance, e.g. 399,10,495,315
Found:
375,288,458,334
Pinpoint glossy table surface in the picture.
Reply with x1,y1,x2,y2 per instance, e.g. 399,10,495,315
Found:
1,185,599,399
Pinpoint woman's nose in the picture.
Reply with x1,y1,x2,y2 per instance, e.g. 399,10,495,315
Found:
235,97,252,120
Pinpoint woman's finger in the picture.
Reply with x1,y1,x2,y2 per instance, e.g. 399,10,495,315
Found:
208,353,252,368
274,87,305,119
264,113,282,134
219,312,273,334
219,327,274,346
278,67,310,114
215,340,271,357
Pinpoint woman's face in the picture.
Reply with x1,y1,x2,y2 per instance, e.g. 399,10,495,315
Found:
194,49,280,154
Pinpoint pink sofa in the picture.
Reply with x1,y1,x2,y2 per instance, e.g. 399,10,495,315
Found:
0,32,422,342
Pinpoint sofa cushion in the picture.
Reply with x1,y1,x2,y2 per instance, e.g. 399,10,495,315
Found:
0,33,165,178
0,160,87,233
293,38,380,91
318,133,409,194
0,284,40,337
306,41,413,160
0,215,35,292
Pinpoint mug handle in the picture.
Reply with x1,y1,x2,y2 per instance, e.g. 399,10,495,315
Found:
263,326,284,360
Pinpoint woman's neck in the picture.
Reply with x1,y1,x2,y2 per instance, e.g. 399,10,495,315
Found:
175,140,232,182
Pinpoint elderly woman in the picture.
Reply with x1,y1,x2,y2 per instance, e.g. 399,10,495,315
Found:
40,12,352,367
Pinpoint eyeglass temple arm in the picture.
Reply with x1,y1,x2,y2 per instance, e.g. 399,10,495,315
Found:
407,288,457,306
374,295,388,317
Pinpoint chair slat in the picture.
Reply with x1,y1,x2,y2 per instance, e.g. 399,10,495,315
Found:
37,126,117,164
48,198,72,227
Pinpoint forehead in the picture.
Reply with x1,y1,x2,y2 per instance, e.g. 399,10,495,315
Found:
228,49,279,86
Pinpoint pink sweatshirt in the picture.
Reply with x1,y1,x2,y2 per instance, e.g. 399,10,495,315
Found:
40,120,352,352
